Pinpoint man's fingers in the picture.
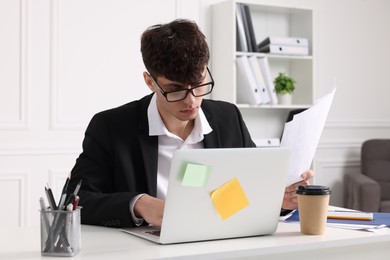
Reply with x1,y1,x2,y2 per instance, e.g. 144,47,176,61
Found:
282,170,314,210
301,170,314,180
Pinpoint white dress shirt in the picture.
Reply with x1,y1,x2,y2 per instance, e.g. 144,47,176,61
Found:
130,94,212,225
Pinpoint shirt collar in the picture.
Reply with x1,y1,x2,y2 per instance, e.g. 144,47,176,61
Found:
147,94,212,141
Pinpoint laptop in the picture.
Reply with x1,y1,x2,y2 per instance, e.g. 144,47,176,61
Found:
120,147,291,244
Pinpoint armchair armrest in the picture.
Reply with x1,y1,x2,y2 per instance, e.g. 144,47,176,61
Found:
344,172,381,212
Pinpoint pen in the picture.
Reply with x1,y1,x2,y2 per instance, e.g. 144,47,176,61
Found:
39,197,51,232
64,194,75,208
72,196,80,210
63,179,82,207
58,176,70,209
39,197,49,211
45,185,58,210
73,179,82,197
66,203,74,211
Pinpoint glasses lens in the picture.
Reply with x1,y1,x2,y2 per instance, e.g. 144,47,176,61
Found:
166,84,213,102
192,83,213,96
166,90,187,102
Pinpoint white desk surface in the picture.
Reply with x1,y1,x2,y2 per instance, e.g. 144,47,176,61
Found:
2,221,390,260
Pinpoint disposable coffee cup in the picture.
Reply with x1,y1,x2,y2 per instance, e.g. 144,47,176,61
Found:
296,185,331,235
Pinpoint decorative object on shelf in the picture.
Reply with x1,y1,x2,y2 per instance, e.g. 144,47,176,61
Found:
274,72,295,105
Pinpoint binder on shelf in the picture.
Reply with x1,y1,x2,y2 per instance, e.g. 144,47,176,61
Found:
238,3,253,52
258,37,309,49
258,44,309,56
235,56,263,105
236,3,257,52
235,3,248,52
247,55,270,104
242,4,257,53
257,56,278,105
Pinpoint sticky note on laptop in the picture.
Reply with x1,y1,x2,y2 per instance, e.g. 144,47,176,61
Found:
181,163,211,188
210,177,249,220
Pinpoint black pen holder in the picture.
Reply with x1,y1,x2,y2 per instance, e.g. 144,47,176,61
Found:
40,208,81,257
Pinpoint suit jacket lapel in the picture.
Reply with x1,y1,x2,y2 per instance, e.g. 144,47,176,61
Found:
139,134,158,196
202,104,221,148
138,94,158,196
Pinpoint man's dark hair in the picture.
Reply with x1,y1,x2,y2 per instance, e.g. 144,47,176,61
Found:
141,19,209,85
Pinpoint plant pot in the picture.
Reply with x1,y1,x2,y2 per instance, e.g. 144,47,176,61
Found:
277,93,292,105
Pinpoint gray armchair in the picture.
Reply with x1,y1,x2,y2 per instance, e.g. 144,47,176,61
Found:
344,139,390,212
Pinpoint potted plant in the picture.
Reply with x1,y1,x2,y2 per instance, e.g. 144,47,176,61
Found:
273,72,295,105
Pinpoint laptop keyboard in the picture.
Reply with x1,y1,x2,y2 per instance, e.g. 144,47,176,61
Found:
146,230,161,237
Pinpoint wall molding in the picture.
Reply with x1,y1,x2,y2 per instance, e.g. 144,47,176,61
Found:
316,158,360,168
318,140,362,149
0,0,28,130
0,170,29,227
0,146,80,156
49,0,86,130
325,119,390,129
49,0,60,130
319,119,390,149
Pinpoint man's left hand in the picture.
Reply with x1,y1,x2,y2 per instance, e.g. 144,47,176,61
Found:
282,170,314,210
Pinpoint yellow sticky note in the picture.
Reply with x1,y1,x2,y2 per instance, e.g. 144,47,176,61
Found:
210,178,249,220
182,163,211,188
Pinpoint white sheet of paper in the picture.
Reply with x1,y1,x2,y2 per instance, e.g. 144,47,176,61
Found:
326,223,388,233
281,88,336,186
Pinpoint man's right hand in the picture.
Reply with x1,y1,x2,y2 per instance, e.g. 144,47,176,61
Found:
134,194,165,227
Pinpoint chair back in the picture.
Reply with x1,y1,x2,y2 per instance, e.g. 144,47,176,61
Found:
361,139,390,200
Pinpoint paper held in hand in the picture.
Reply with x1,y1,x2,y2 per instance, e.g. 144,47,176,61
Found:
281,87,336,186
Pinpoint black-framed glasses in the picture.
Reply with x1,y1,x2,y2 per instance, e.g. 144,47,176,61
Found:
150,67,214,102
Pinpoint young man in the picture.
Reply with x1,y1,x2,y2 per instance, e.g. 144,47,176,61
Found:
67,19,313,228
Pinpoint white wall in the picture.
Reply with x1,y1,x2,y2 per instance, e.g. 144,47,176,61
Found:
0,0,207,228
310,0,390,206
1,0,390,227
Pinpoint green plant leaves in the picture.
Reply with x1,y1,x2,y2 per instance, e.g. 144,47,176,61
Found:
274,72,295,94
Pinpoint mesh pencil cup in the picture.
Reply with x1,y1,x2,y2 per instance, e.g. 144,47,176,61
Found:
40,207,81,257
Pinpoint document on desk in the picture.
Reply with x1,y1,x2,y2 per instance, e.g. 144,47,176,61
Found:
283,209,390,233
281,88,336,186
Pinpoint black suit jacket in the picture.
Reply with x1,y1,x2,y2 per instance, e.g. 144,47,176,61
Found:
68,94,256,228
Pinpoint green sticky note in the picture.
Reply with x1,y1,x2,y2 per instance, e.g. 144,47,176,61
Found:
181,163,211,188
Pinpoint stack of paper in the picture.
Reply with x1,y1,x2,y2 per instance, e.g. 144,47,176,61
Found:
282,210,390,233
327,211,373,220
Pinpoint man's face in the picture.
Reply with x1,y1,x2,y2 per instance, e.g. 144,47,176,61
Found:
145,67,211,125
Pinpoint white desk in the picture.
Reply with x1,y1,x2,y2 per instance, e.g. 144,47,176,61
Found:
2,221,390,260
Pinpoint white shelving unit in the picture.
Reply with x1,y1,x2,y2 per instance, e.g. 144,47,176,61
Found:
211,0,315,140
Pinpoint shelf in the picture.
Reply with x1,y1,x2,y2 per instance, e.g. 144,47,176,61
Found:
237,104,311,110
236,52,313,61
266,54,313,60
211,0,315,139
